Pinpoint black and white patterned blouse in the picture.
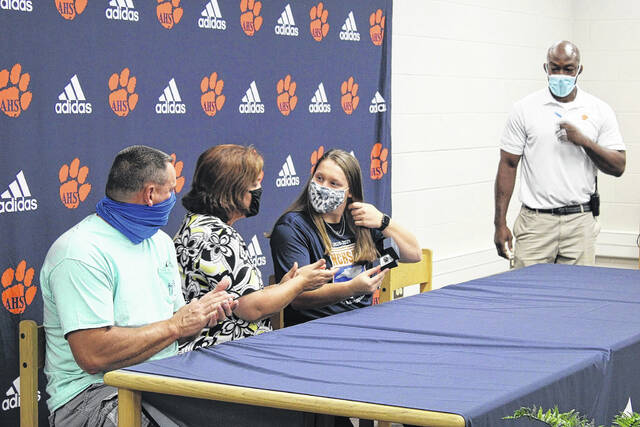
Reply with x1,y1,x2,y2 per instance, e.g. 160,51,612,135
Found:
174,213,271,351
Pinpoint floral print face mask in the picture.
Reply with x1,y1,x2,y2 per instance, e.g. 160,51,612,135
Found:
308,180,346,214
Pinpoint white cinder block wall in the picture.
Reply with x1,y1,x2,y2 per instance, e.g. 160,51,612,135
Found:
391,0,639,289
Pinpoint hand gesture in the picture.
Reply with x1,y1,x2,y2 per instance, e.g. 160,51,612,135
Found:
280,262,299,284
349,202,383,229
297,259,338,291
558,121,587,147
494,225,514,260
350,266,387,296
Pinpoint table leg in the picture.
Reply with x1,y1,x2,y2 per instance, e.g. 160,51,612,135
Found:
118,388,142,427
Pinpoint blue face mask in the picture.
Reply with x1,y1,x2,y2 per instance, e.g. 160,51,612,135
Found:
96,192,177,244
548,71,578,98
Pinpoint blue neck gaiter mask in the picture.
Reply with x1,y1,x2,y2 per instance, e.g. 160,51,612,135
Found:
95,192,176,244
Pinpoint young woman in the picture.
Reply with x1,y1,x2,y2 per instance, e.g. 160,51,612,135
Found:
174,144,334,351
270,148,421,326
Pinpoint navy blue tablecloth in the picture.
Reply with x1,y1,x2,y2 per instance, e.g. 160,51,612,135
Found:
125,264,640,426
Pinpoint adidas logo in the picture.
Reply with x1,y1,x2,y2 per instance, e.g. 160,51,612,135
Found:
2,377,40,411
339,11,360,41
308,82,331,113
155,78,186,114
55,75,92,115
0,171,38,214
0,0,32,12
369,91,387,113
198,0,226,30
247,235,266,267
274,4,298,36
106,0,139,22
238,81,265,114
275,155,300,187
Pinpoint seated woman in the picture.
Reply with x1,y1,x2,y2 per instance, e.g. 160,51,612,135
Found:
174,144,334,351
270,148,422,327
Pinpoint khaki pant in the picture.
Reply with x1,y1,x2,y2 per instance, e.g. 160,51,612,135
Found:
513,206,600,268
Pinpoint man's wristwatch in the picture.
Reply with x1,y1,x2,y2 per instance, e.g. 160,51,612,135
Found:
378,214,390,231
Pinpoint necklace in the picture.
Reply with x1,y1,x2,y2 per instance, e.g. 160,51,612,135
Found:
325,217,346,236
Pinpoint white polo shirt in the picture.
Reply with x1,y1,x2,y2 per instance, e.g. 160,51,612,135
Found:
501,87,625,209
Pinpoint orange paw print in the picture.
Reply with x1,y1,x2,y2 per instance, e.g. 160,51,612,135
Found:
200,72,225,117
170,153,185,193
157,0,183,29
240,0,263,37
2,260,37,315
309,2,329,42
340,76,359,115
277,74,297,116
0,64,32,118
369,9,385,46
310,145,325,174
370,143,388,180
55,0,87,20
108,68,138,117
59,158,91,209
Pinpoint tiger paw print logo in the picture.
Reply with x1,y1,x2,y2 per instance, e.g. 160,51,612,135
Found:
340,76,359,115
108,68,138,117
370,143,388,180
157,0,183,29
240,0,263,36
170,153,185,193
309,2,329,42
277,74,297,116
200,72,225,117
59,158,91,209
310,145,325,174
369,9,385,46
55,0,87,20
2,261,37,315
0,64,32,118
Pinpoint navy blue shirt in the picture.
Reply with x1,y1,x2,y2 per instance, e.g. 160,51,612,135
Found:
270,211,384,326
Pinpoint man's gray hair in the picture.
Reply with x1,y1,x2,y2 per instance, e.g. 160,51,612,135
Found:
105,145,172,199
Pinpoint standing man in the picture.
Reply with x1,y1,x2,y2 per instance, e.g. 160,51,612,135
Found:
41,145,236,426
494,40,626,267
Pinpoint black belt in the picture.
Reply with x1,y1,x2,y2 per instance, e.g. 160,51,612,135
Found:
524,203,591,215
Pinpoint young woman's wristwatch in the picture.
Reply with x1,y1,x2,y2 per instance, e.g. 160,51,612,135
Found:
378,213,390,231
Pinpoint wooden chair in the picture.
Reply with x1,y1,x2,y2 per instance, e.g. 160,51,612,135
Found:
377,248,432,427
19,320,45,427
268,274,284,330
379,248,433,304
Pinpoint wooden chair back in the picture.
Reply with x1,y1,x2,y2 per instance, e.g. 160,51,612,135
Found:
19,320,45,427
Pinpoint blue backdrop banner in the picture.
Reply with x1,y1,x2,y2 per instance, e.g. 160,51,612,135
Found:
0,0,392,423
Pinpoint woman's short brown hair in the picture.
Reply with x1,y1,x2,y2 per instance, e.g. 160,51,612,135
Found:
181,144,263,221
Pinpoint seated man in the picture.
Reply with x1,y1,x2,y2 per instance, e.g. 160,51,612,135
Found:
41,145,236,426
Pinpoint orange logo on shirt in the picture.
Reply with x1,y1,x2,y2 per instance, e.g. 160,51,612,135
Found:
310,145,325,174
200,72,225,117
0,64,32,118
582,114,589,120
369,9,385,46
2,260,37,315
277,74,297,116
340,76,359,115
170,153,185,193
309,2,329,42
240,0,263,36
157,0,183,29
55,0,87,20
370,143,388,180
59,158,92,209
108,68,138,117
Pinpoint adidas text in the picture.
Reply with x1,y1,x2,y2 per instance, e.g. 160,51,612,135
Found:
274,24,298,36
369,104,387,113
276,176,300,187
0,198,38,214
239,103,264,114
105,6,139,21
339,31,360,41
308,103,331,113
155,102,186,114
198,16,226,30
55,101,92,115
0,0,32,12
252,256,266,267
